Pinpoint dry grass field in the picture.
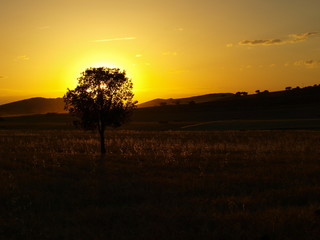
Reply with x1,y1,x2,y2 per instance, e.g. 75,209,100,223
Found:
0,129,320,239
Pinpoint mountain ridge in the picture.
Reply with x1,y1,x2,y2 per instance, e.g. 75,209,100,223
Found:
1,86,320,118
0,97,66,117
138,93,234,108
0,93,233,116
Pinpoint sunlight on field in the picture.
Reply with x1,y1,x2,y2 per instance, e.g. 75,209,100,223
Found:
0,130,320,239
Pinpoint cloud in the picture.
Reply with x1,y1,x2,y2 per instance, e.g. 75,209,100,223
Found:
239,32,319,46
239,39,283,46
290,32,319,40
162,51,177,56
16,55,30,61
294,60,320,68
135,54,142,57
226,43,234,48
92,37,136,42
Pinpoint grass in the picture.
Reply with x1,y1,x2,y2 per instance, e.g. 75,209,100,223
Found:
0,129,320,239
2,113,320,131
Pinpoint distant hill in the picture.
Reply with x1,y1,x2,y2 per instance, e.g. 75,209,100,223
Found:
132,86,320,122
1,86,320,120
0,97,66,116
1,86,320,130
138,93,234,108
0,93,234,116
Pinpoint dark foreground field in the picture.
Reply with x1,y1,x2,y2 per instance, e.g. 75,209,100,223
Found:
1,130,320,239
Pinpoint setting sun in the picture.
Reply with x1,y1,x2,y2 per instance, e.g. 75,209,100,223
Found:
0,0,319,105
1,1,320,239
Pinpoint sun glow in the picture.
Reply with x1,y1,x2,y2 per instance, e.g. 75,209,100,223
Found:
60,52,145,102
64,56,128,85
90,61,122,69
2,0,320,106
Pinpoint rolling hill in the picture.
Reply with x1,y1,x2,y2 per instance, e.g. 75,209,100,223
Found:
137,93,234,108
0,97,66,116
1,86,320,130
132,86,320,122
0,93,233,117
1,86,320,122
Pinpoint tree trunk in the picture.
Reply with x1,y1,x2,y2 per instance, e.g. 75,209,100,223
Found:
99,128,106,154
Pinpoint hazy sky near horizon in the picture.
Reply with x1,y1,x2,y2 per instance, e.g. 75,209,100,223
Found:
1,0,320,104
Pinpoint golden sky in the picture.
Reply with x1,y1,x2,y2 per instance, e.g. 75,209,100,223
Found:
1,0,320,104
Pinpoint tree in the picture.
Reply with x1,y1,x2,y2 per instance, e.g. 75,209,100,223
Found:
159,102,167,106
63,67,137,154
236,91,248,96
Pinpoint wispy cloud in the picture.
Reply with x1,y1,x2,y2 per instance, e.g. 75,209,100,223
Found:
16,55,30,61
162,51,178,56
92,37,136,42
239,32,319,46
294,60,320,68
289,32,319,40
239,39,283,46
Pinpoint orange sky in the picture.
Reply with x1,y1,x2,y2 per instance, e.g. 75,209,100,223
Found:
1,0,320,104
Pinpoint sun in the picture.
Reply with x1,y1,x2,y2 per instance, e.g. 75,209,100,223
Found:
64,59,126,88
60,51,145,100
90,61,121,69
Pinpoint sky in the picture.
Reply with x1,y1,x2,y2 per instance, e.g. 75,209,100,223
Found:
1,0,320,104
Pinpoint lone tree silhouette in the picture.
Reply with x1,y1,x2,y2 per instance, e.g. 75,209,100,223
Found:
64,67,137,154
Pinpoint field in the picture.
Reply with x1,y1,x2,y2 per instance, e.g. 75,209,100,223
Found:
1,129,320,239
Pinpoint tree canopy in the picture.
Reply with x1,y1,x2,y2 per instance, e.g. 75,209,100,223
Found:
63,67,137,153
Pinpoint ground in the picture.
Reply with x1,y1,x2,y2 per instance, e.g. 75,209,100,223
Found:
0,129,320,239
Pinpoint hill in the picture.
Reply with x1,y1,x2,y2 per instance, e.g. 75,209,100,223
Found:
132,86,320,122
2,85,320,131
0,93,234,116
138,93,234,108
1,86,320,130
0,97,66,116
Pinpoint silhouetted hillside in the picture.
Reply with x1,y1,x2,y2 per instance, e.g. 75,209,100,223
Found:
0,93,234,116
133,86,320,122
0,97,66,116
1,85,320,121
138,93,234,108
2,86,320,130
